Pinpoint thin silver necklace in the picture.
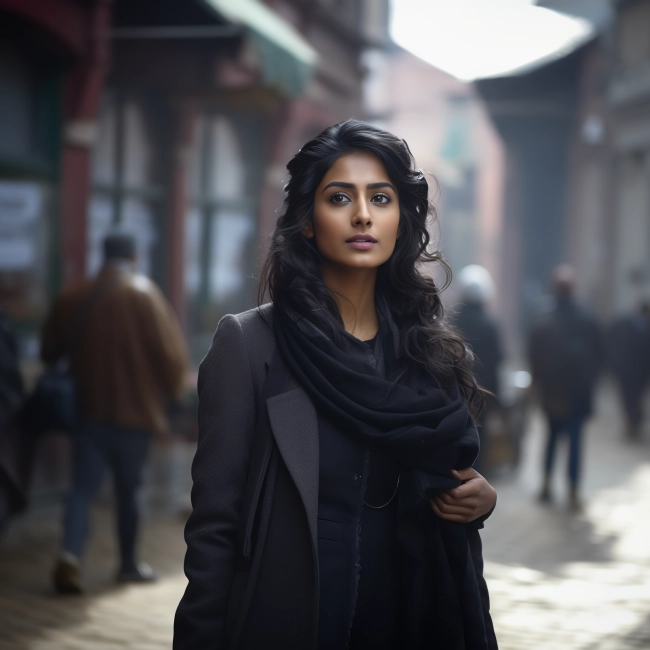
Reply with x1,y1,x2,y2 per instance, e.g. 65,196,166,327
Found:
363,474,400,509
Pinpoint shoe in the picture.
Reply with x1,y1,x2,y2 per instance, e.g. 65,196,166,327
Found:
569,491,583,512
116,562,158,584
538,482,551,504
53,556,83,595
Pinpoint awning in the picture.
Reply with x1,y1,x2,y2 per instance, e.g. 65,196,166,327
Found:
204,0,317,97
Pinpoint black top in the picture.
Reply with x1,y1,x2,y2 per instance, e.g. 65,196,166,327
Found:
350,449,400,649
316,334,401,649
351,336,400,649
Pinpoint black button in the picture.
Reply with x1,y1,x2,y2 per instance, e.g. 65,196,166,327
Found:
353,474,361,482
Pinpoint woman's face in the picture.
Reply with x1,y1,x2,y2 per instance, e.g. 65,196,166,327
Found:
304,151,400,271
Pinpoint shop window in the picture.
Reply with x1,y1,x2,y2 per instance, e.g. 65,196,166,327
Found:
209,210,254,301
88,93,164,280
184,114,255,343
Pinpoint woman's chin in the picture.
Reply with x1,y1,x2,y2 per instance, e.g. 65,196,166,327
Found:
328,252,390,271
339,260,384,272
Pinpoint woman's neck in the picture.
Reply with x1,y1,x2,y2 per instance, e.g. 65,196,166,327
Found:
322,265,379,340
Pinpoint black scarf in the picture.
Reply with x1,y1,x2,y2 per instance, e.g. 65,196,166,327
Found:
273,298,498,650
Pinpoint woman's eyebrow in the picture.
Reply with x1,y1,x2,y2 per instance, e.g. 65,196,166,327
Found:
321,181,354,192
321,181,396,193
367,182,395,191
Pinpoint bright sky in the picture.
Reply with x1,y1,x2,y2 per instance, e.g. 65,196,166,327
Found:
390,0,595,81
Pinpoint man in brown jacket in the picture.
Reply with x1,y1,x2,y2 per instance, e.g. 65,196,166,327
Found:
41,231,188,593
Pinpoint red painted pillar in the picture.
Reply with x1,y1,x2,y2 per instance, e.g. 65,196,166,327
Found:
167,103,197,328
59,0,112,285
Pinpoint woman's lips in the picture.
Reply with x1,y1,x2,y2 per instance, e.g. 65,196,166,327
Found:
346,234,377,250
347,240,376,250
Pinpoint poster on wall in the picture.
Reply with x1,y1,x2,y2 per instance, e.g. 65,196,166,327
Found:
0,180,43,271
0,180,42,225
0,179,49,327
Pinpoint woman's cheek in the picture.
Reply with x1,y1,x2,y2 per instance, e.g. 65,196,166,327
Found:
384,218,400,249
314,224,342,260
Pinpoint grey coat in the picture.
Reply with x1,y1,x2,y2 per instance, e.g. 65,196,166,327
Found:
174,304,321,649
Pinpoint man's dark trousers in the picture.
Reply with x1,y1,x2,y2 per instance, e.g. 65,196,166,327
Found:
543,416,584,490
63,421,150,573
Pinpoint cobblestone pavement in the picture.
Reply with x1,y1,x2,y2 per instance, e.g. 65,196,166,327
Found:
0,384,649,649
482,384,650,649
0,507,189,650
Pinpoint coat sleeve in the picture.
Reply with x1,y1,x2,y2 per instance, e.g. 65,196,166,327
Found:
174,314,257,649
466,525,498,649
138,283,188,401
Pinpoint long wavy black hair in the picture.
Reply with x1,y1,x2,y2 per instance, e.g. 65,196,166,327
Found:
259,119,483,412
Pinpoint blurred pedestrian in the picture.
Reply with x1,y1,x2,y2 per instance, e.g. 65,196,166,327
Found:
41,230,188,594
528,265,603,510
607,301,650,440
0,307,26,532
454,265,502,473
0,308,24,431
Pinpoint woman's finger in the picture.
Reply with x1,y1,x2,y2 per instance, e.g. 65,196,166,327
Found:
430,500,473,523
431,497,476,516
437,491,479,508
451,479,482,499
452,467,480,482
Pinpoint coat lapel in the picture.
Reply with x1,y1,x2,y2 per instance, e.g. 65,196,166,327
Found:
266,384,319,550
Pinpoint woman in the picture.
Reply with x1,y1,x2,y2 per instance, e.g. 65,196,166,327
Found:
174,120,498,650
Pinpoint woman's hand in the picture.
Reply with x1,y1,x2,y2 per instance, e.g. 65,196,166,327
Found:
429,468,497,523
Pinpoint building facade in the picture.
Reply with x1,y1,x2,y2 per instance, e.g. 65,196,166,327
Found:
607,0,650,314
475,47,587,346
0,0,390,364
0,0,389,497
475,0,650,346
548,0,650,319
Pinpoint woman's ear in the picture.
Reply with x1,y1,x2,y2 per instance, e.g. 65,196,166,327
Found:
302,221,315,238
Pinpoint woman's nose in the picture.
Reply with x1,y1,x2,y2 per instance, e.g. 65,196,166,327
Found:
353,202,372,227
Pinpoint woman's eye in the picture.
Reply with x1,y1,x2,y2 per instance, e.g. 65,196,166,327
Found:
371,193,390,204
330,192,350,204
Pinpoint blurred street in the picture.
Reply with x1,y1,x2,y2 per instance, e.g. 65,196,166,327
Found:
1,1,650,648
0,383,648,649
484,381,650,650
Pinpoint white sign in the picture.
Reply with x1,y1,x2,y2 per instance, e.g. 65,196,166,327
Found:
0,237,36,270
0,180,43,229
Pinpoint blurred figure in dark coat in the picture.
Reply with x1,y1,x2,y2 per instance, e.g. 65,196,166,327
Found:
0,308,24,436
607,301,650,440
528,265,603,510
41,230,188,594
454,265,502,473
0,308,26,531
